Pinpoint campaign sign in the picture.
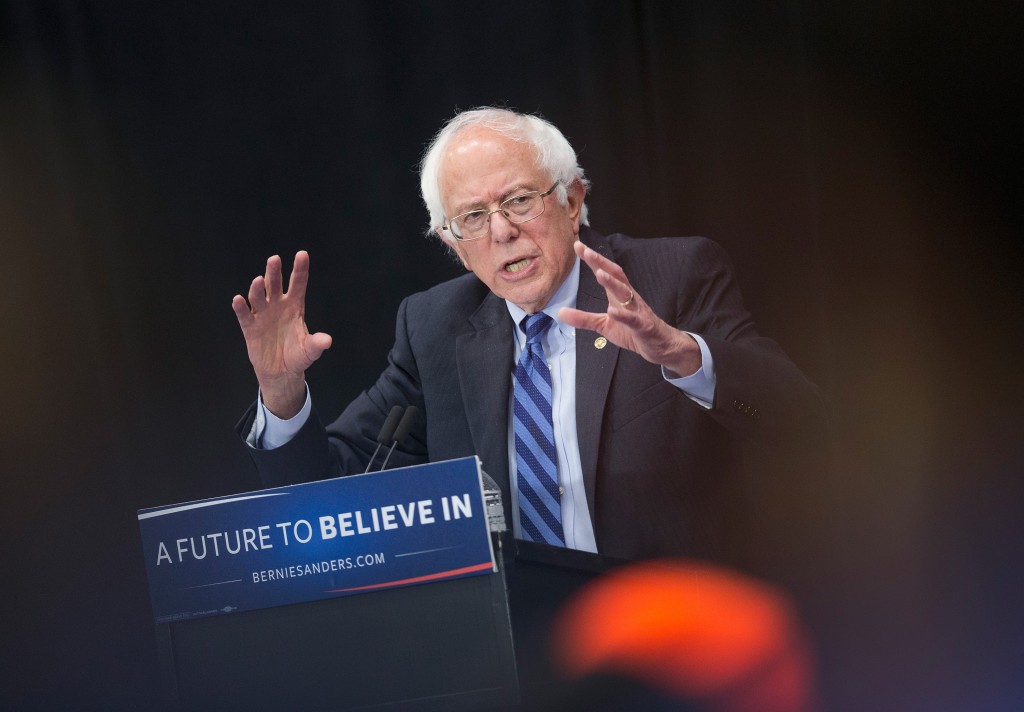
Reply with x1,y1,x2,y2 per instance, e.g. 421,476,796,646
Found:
138,457,496,624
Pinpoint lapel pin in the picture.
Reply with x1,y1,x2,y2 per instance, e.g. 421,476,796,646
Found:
594,336,608,349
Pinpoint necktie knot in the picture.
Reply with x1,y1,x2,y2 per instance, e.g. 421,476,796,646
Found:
521,312,553,347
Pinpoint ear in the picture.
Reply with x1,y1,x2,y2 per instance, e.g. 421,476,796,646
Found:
565,179,585,235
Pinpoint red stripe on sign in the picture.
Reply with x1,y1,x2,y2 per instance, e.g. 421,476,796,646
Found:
325,562,495,593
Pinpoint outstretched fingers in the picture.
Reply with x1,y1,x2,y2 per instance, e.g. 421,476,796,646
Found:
593,268,644,323
286,250,311,302
236,251,310,317
575,240,628,281
567,241,697,371
558,304,603,333
231,293,253,326
575,241,637,311
264,254,284,299
247,275,268,313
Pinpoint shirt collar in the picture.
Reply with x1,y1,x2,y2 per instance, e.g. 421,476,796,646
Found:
506,257,580,342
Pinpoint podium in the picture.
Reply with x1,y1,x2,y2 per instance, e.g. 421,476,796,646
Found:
142,460,626,711
155,537,519,711
154,535,627,711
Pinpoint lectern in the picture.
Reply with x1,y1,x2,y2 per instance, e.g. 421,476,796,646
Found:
155,539,519,711
141,459,625,711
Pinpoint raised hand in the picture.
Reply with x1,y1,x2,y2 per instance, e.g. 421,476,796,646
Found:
558,241,702,377
231,251,333,418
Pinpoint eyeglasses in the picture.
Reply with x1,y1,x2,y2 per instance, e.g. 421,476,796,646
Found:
442,182,560,242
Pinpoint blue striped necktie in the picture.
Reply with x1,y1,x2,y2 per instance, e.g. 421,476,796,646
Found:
513,312,564,546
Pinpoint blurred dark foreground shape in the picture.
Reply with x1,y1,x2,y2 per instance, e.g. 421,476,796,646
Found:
546,559,817,712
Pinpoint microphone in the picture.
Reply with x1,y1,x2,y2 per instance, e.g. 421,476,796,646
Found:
366,406,506,536
363,405,405,473
379,406,420,471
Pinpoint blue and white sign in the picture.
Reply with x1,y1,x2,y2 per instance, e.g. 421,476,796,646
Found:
138,457,496,624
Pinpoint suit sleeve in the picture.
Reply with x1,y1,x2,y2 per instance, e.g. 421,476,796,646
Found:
672,237,827,446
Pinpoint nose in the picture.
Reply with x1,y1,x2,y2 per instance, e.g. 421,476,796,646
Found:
489,210,519,243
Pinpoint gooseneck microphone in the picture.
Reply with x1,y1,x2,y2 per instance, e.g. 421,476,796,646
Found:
363,405,405,473
380,406,420,471
364,405,505,535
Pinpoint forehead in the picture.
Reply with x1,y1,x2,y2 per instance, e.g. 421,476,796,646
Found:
440,127,545,212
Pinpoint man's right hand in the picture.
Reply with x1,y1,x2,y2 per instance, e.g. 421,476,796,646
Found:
231,251,333,419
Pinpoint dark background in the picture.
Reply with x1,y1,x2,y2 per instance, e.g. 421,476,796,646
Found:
1,1,1021,710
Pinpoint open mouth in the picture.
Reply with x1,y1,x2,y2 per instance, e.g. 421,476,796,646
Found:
505,258,530,273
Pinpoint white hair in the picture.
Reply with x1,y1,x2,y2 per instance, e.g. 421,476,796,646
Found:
419,107,590,243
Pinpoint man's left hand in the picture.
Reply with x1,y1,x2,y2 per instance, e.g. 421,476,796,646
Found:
559,241,702,377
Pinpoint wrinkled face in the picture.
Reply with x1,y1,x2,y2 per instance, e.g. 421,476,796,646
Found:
437,127,583,314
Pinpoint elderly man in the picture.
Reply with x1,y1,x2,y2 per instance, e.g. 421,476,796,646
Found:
232,107,822,561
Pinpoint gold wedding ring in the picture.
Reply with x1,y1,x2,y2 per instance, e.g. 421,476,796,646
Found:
619,289,634,307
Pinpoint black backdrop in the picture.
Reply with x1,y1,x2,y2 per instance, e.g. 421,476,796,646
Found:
1,1,1021,710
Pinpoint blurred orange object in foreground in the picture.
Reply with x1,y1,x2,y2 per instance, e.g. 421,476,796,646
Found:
551,560,816,712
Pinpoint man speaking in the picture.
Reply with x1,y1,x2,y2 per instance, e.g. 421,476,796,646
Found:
232,107,823,562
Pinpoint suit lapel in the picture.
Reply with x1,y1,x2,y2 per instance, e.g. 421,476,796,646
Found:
451,227,619,534
575,228,620,527
456,292,514,506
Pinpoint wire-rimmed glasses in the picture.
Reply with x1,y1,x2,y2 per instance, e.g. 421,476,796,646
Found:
442,181,560,241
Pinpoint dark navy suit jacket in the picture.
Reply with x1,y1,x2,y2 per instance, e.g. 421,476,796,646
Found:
239,226,824,561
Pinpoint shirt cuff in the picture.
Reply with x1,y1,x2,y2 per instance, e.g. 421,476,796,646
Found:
247,384,312,450
662,333,716,409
